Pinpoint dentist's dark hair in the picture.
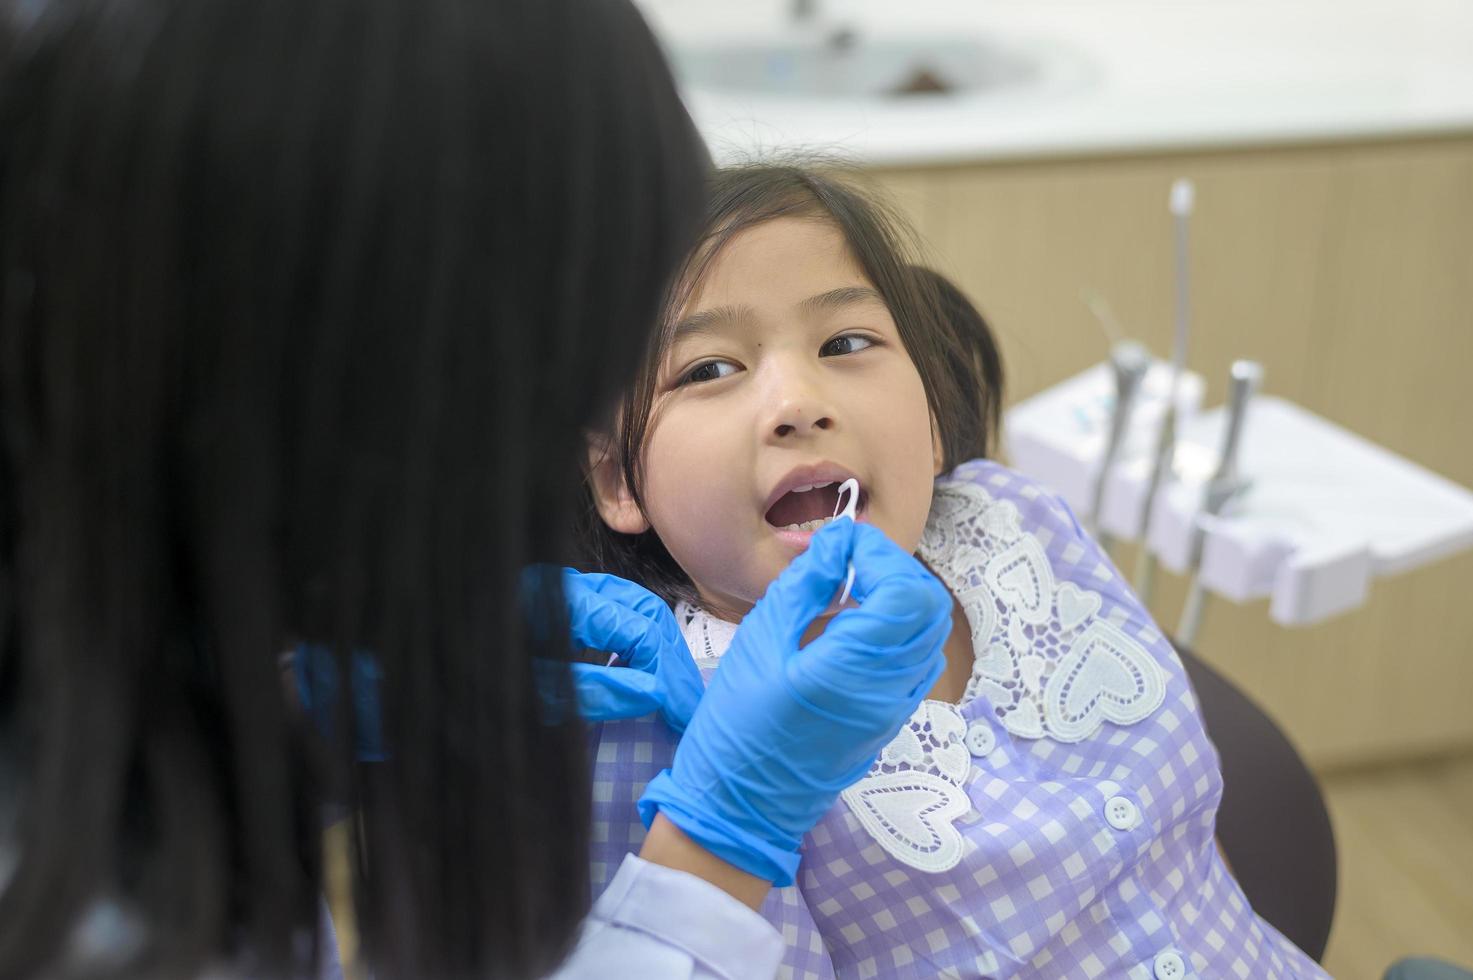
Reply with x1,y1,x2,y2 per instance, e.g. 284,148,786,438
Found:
577,163,1003,608
0,0,705,976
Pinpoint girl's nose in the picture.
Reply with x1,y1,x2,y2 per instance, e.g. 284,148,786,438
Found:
771,409,834,439
761,366,837,441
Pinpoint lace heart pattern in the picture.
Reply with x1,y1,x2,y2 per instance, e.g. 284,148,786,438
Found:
917,470,1166,745
984,537,1055,626
880,725,926,767
843,700,974,873
1055,582,1102,631
1045,620,1166,742
840,770,970,873
677,600,735,672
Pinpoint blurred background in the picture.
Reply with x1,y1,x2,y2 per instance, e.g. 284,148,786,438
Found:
625,2,1473,977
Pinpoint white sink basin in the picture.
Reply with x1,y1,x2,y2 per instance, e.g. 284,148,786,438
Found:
671,33,1043,101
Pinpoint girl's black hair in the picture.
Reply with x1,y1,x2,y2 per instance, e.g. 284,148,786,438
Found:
0,0,705,976
907,263,1006,464
576,163,1003,608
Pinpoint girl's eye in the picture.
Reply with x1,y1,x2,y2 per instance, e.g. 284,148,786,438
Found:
820,334,876,357
678,359,739,386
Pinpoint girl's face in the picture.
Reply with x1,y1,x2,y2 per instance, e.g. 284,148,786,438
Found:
594,217,942,621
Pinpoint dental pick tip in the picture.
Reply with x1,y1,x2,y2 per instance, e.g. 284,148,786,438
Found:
832,479,860,605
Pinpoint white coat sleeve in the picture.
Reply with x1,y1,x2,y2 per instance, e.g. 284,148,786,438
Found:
548,854,784,980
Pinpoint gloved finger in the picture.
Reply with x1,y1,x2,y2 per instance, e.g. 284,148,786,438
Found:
747,516,857,647
562,568,684,672
789,612,949,722
824,524,952,646
840,523,940,601
564,568,674,626
563,574,670,673
571,661,667,722
818,570,952,671
788,531,951,711
787,641,947,732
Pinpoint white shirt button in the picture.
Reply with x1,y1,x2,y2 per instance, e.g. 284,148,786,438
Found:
1153,950,1186,979
965,722,996,757
1104,795,1140,831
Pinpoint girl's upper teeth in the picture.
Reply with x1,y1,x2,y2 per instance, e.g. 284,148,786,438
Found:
791,481,835,494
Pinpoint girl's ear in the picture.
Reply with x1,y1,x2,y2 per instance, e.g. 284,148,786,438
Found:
931,410,947,477
586,437,651,535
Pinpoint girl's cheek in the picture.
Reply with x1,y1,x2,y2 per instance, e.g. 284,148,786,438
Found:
642,434,732,540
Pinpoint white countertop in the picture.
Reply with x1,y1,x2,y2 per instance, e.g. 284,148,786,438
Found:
634,0,1473,166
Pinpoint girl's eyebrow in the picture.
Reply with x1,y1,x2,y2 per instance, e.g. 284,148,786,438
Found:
671,286,883,342
672,304,752,341
799,285,883,314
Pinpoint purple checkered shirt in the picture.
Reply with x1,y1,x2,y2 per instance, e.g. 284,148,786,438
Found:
588,460,1329,979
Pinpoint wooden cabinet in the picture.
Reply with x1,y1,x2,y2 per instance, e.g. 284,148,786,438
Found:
866,135,1473,768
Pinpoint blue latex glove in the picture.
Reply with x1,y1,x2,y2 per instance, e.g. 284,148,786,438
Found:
293,645,388,762
562,569,704,733
296,568,701,761
638,519,952,885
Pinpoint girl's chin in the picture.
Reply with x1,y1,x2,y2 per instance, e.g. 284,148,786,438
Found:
696,580,846,630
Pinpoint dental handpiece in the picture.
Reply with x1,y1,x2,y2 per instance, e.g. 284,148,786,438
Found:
1092,340,1152,551
1176,360,1263,647
1133,178,1196,604
1209,361,1261,491
833,478,859,605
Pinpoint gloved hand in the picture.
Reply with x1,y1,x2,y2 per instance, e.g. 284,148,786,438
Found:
638,519,952,885
562,569,703,733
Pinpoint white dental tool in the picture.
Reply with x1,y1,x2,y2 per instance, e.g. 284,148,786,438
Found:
1134,178,1195,604
833,478,859,605
1091,340,1152,551
1176,360,1262,647
1082,289,1126,347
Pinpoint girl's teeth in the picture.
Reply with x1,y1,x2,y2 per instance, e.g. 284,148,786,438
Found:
782,516,836,532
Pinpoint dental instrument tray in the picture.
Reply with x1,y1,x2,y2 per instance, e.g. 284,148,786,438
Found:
1004,361,1473,627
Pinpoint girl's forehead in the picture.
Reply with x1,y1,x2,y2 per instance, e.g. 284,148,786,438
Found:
678,217,871,317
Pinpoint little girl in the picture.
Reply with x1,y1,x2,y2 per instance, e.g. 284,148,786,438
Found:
579,164,1328,979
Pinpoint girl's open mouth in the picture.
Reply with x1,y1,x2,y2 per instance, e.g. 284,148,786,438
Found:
764,481,866,532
